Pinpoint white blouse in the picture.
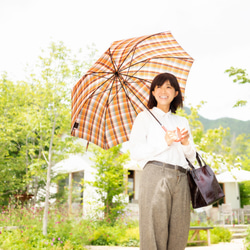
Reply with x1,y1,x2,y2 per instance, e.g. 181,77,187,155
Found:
129,107,196,169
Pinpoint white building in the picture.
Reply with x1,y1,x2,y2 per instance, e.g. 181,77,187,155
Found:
52,148,250,224
52,151,142,218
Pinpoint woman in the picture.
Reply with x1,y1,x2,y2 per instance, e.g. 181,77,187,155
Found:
129,73,196,250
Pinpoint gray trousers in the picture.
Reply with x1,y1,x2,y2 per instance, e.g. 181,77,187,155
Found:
139,162,191,250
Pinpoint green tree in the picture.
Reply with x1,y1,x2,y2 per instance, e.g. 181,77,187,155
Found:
178,104,236,171
177,103,204,145
0,42,98,235
225,67,250,107
0,74,33,204
24,42,97,235
89,144,130,224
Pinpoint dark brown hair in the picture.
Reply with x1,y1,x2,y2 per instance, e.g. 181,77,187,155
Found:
147,73,183,113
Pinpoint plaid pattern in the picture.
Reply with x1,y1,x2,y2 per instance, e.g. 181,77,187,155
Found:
71,31,194,149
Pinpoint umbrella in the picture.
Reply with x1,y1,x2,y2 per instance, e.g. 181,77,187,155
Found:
71,31,194,149
216,168,250,183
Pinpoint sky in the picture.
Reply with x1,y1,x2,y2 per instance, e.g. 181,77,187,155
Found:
1,0,250,121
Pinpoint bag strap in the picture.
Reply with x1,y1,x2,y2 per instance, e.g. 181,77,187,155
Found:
186,152,207,169
196,152,206,167
186,152,212,177
186,156,195,170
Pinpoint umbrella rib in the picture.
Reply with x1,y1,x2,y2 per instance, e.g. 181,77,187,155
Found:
87,71,114,76
117,78,142,117
121,46,137,83
109,34,159,82
120,73,152,85
72,74,115,136
105,48,137,106
86,74,115,100
107,48,118,74
85,76,118,149
121,56,192,72
98,77,140,113
102,77,121,147
114,31,192,75
72,31,194,148
114,32,161,73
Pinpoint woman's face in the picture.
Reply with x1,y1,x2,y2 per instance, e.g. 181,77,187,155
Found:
152,80,178,111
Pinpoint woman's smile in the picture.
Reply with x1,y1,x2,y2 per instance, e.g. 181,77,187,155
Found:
152,80,178,112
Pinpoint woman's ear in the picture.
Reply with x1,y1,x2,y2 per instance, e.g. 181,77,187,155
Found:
175,91,178,97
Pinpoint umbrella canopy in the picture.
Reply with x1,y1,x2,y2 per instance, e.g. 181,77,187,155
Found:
216,168,250,183
71,31,194,149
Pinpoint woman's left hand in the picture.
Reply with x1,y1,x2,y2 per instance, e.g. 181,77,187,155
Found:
176,127,190,145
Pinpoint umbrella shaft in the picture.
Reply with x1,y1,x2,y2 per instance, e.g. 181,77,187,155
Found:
161,125,167,132
145,108,167,132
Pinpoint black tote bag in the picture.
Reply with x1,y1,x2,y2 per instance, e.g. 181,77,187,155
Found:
187,152,225,209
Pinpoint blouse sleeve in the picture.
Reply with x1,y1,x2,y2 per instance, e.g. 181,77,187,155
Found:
129,111,169,162
181,117,196,164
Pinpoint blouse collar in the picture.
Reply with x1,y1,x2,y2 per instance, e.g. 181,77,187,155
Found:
152,107,172,118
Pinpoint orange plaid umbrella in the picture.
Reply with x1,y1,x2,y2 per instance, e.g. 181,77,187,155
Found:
71,31,194,149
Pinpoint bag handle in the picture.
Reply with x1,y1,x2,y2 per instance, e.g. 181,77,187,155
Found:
186,152,211,176
187,152,205,168
186,154,199,180
186,152,199,170
196,152,206,167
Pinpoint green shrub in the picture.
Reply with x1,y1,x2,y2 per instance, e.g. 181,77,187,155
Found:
0,206,90,249
210,227,232,244
0,205,140,249
88,217,139,247
1,205,233,249
245,226,250,250
188,221,232,246
119,227,140,247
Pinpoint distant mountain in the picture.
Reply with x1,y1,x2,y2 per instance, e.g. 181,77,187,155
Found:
184,107,250,136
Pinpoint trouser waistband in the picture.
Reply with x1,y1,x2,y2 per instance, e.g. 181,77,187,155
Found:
147,160,188,174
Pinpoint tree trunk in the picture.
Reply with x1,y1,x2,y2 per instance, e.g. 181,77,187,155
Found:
42,161,52,235
68,172,72,215
42,115,57,236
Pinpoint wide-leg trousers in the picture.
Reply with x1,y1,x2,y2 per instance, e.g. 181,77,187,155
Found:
139,162,191,250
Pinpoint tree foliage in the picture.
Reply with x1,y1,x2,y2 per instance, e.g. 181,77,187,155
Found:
225,67,249,107
89,144,130,224
225,67,250,84
0,41,98,234
0,74,32,204
2,41,250,231
178,103,243,171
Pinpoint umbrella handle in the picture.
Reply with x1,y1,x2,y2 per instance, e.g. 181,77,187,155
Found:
145,109,182,142
162,125,168,133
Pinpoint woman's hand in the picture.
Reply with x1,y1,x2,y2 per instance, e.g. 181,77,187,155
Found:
165,130,179,146
165,127,190,146
177,127,190,145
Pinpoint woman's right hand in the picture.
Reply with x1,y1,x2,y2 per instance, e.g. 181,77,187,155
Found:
165,130,179,146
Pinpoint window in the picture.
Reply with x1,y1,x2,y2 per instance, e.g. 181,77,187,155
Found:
57,171,84,206
72,171,84,204
128,170,135,202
